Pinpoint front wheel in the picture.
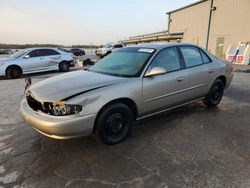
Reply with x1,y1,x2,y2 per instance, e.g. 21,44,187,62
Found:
6,66,22,79
203,79,224,107
95,103,133,145
59,61,70,72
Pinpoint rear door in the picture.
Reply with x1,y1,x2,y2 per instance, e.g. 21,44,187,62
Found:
40,49,61,69
142,47,189,115
179,46,210,100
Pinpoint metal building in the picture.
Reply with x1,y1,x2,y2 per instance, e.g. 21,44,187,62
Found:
123,0,250,62
167,0,250,59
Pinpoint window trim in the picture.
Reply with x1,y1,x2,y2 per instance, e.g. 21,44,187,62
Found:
143,46,185,77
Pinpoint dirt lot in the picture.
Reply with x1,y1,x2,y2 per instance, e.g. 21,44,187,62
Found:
0,70,250,188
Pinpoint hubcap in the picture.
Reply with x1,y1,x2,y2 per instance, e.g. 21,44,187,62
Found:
62,64,68,70
11,69,20,78
105,113,125,138
211,85,223,103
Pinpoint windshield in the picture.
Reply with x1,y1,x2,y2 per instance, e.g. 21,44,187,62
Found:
89,47,155,77
9,49,28,58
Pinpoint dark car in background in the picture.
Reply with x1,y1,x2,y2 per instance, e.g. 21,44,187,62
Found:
0,48,75,79
70,48,85,56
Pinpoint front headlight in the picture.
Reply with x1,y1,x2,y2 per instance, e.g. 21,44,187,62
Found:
0,62,5,67
45,103,82,116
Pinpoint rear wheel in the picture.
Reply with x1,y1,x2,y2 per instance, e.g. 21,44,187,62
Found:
59,61,70,72
6,66,22,79
95,103,133,145
203,79,224,107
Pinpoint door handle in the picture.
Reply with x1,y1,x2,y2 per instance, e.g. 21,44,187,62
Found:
209,69,215,73
177,77,184,82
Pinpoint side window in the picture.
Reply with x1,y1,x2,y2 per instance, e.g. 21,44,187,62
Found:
47,49,60,55
28,50,41,58
180,46,203,68
150,47,181,73
200,49,211,63
40,49,60,56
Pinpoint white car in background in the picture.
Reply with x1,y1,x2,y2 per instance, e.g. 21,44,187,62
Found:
95,43,123,58
0,48,75,79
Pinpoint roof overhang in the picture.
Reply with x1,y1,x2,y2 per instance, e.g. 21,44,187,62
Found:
123,32,184,44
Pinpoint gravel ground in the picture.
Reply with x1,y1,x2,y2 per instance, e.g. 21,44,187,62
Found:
0,71,250,188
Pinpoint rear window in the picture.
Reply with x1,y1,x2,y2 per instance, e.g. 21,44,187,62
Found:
180,46,203,68
41,49,60,56
200,50,211,63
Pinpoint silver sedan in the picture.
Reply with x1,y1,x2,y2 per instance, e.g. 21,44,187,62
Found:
0,48,75,79
21,43,233,144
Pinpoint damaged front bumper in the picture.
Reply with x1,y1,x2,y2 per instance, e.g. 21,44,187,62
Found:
20,98,96,139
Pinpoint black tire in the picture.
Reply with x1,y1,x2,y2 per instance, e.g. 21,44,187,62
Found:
106,51,111,56
6,66,22,79
83,58,94,66
203,79,225,107
59,61,70,72
95,103,133,145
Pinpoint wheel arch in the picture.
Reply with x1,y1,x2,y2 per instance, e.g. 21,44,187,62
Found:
93,98,138,133
5,64,23,75
216,75,226,87
59,60,71,64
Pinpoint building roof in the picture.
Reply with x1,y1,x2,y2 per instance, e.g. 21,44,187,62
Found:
125,42,198,51
122,32,184,44
129,31,169,39
166,0,208,14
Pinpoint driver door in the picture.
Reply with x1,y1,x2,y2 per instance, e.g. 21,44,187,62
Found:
142,47,188,115
22,49,48,72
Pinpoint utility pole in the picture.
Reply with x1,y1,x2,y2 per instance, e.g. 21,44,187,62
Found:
206,0,215,50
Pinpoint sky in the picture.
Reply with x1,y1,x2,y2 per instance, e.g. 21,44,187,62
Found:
0,0,197,45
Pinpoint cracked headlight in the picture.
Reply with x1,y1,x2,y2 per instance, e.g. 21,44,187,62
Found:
45,103,82,116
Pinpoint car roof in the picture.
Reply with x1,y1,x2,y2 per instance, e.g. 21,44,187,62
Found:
127,42,199,51
22,47,60,51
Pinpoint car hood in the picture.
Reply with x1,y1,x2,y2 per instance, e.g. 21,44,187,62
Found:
28,70,128,102
0,57,16,63
97,48,108,52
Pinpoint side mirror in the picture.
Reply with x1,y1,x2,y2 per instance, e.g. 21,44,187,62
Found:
24,55,30,59
145,67,167,77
